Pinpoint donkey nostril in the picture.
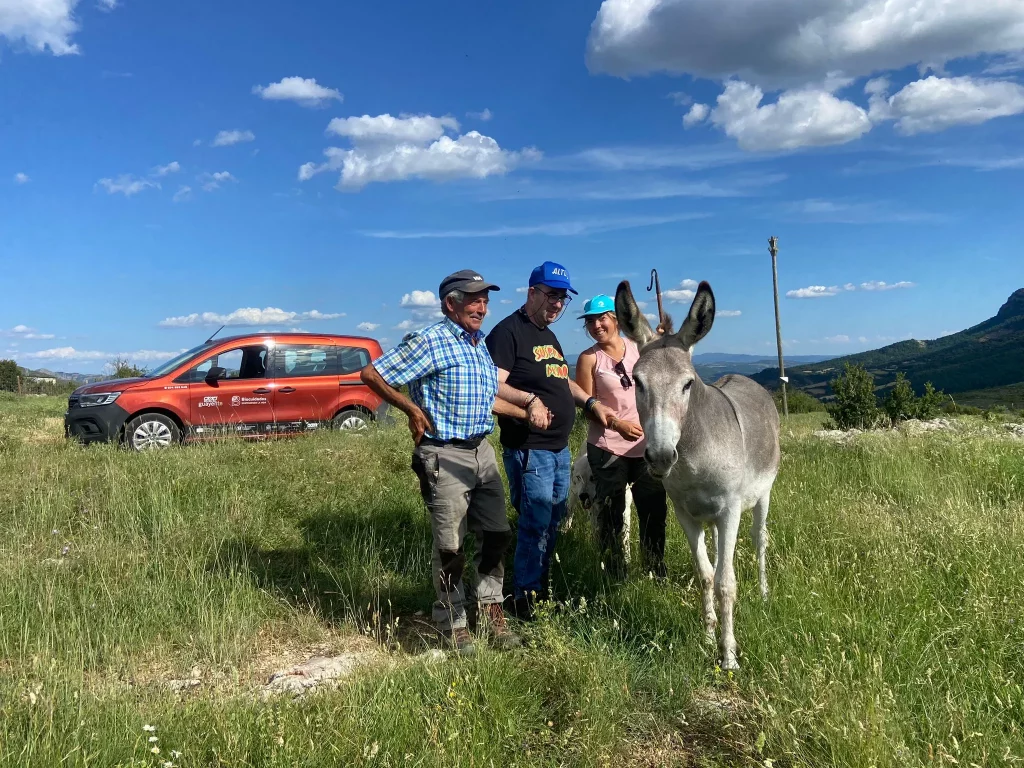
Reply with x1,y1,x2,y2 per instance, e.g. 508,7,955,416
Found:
644,449,654,464
671,449,679,464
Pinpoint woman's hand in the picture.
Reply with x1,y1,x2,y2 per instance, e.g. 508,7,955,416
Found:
611,417,643,441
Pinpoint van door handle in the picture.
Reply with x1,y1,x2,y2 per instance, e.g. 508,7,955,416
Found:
252,388,271,394
279,387,296,394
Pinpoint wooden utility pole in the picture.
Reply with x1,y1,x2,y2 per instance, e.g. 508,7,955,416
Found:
769,236,788,418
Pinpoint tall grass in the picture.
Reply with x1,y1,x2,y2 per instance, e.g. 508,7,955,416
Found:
0,393,1022,766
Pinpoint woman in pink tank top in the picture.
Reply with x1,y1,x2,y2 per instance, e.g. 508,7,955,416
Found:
575,294,667,579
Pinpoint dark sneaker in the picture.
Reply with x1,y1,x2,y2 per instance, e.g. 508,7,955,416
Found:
482,603,521,650
440,626,476,656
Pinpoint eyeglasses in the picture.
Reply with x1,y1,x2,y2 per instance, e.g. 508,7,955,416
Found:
613,360,632,390
536,288,572,306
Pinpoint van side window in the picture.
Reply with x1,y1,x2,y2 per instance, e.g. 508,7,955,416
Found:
176,345,269,383
274,344,337,378
338,346,370,375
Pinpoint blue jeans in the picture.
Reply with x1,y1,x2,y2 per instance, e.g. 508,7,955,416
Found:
502,446,570,600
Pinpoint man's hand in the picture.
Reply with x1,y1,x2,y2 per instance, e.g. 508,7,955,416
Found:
408,407,434,445
527,397,552,430
612,418,644,441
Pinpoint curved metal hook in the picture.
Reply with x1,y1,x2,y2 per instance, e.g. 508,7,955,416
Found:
647,269,667,334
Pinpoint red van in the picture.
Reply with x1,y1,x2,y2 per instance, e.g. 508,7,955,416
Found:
64,333,390,450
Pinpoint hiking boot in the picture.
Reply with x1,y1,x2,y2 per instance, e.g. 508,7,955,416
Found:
440,626,476,656
482,603,521,650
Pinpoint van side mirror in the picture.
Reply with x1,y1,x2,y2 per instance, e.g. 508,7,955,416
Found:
205,366,227,384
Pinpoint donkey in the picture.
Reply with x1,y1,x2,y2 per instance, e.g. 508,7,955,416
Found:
614,278,780,670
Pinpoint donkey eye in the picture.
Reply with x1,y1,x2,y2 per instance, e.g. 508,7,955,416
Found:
634,377,645,392
683,379,693,392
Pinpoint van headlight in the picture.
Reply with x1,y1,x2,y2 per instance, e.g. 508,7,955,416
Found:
78,392,122,407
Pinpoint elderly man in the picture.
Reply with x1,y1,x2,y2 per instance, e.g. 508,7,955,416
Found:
486,261,613,619
360,269,549,654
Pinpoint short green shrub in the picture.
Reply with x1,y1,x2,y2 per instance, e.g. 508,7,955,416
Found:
774,388,825,414
882,372,917,424
826,363,880,430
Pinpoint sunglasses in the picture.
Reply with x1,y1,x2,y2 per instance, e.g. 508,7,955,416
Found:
613,360,632,390
536,288,572,306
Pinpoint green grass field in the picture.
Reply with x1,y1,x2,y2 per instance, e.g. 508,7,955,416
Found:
1,392,1023,767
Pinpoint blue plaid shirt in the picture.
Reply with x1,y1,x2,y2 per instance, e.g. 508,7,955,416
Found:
373,317,499,441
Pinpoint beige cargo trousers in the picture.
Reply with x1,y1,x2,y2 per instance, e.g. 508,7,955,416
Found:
411,438,511,632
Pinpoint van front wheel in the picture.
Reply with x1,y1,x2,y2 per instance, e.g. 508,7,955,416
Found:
125,413,181,451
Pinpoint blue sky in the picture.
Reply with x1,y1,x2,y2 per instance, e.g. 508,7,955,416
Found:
2,0,1023,373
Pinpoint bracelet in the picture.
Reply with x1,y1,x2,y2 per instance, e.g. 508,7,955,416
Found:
584,397,599,412
524,394,538,410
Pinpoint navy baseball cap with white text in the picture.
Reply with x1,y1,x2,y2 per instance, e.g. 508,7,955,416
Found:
528,261,578,295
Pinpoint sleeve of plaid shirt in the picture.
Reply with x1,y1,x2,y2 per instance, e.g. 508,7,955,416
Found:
372,332,440,387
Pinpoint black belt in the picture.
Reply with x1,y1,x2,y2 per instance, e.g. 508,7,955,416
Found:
420,434,487,449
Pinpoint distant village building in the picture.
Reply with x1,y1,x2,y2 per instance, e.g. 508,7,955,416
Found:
29,377,57,385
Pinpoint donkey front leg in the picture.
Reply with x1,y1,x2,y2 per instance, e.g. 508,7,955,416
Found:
677,513,717,644
714,507,743,670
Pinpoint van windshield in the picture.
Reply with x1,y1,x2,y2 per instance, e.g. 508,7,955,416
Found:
145,343,213,378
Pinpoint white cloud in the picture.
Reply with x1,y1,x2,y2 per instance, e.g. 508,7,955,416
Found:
586,0,1024,88
211,130,255,147
467,108,493,121
356,322,380,331
644,313,659,322
787,285,843,299
2,324,54,340
327,114,460,144
710,80,871,151
682,103,709,128
252,76,342,107
515,287,528,293
301,113,539,190
787,281,914,298
173,185,192,203
362,212,708,239
153,161,180,177
0,0,83,56
825,335,851,344
158,307,343,328
718,310,742,317
667,91,692,106
400,291,440,308
97,0,117,10
21,347,185,362
14,172,30,184
859,280,915,291
500,299,513,304
96,175,159,196
199,171,236,192
393,319,420,332
662,279,699,304
867,75,1024,134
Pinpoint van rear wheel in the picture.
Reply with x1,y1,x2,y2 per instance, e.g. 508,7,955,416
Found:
332,408,372,431
125,413,181,451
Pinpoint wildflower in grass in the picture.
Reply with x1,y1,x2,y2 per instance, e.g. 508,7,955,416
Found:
149,736,158,742
142,725,156,732
151,746,160,755
170,752,182,759
60,544,70,557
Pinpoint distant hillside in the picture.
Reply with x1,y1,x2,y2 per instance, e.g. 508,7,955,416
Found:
752,289,1024,398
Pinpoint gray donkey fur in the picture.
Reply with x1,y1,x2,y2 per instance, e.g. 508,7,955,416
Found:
615,278,780,670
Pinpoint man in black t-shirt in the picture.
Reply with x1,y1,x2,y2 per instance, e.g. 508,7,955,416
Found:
486,261,613,619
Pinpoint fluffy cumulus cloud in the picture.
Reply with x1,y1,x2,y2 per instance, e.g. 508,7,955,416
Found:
400,290,440,308
356,322,380,331
252,76,342,107
867,75,1024,134
663,279,699,304
787,280,915,298
394,290,444,329
153,161,180,177
2,324,55,340
587,0,1024,86
158,307,344,328
199,171,236,192
173,185,192,203
710,81,872,151
587,0,1024,149
299,113,540,190
14,172,30,184
718,310,742,317
211,130,255,147
0,0,83,56
96,175,159,196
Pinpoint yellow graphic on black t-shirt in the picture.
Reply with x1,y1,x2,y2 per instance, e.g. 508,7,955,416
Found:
533,345,568,378
532,344,564,362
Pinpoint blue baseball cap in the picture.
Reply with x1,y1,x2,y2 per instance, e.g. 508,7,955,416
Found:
579,294,616,318
528,261,578,295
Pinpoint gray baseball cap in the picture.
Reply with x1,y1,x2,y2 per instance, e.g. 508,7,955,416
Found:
438,269,501,297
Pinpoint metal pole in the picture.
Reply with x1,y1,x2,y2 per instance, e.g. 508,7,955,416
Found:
769,236,788,418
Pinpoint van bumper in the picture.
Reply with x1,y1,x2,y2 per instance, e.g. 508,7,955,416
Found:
65,404,131,444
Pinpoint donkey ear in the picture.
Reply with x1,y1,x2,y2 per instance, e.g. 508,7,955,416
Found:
615,280,656,347
678,281,715,349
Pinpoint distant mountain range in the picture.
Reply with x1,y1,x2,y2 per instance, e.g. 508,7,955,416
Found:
752,288,1024,398
20,367,105,384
